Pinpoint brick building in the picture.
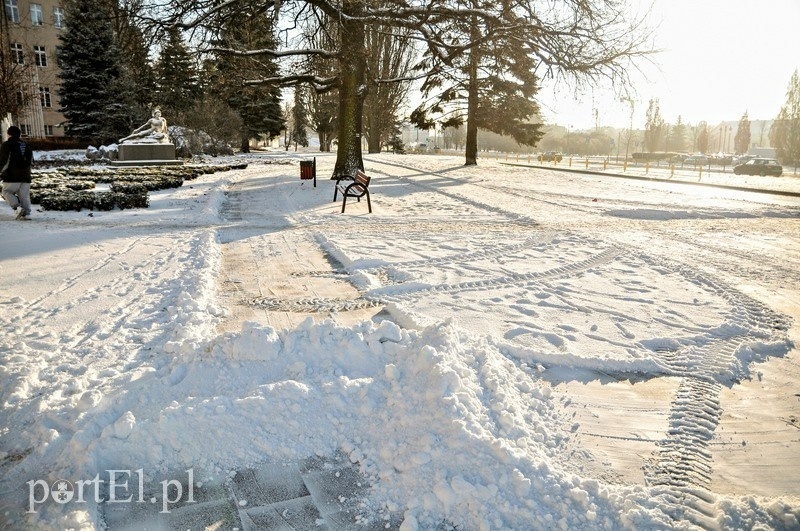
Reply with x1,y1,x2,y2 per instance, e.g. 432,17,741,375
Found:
2,0,67,138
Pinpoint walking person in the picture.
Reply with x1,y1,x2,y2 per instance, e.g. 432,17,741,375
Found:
0,125,34,220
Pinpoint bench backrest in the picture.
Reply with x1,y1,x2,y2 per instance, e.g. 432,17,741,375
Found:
354,170,371,188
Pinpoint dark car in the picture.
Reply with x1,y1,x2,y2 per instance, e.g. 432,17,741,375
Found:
538,151,563,162
733,158,783,176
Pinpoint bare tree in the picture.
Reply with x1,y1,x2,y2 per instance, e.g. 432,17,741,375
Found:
363,25,415,154
770,70,800,169
0,13,33,123
644,98,665,153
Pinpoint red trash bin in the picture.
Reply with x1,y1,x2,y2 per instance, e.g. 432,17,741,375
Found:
300,158,316,187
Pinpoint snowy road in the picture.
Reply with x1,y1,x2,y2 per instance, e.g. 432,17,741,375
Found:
1,152,798,529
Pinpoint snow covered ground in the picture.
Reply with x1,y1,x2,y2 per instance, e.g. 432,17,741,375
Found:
1,151,799,530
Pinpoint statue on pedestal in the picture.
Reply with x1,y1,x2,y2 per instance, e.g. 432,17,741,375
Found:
120,108,169,144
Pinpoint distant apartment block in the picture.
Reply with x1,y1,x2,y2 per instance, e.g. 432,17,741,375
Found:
3,0,66,138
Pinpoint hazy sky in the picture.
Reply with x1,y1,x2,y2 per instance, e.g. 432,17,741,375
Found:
537,0,800,130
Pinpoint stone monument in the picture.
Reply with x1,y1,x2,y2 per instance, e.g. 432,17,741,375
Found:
115,108,181,165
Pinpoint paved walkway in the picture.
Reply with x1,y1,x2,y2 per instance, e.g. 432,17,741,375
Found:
102,454,399,530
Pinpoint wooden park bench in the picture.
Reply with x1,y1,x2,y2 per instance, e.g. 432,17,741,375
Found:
333,169,372,213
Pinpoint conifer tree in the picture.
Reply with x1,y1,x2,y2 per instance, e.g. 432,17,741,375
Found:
211,2,284,152
733,111,751,155
57,0,136,143
668,116,687,153
292,87,309,150
155,26,201,117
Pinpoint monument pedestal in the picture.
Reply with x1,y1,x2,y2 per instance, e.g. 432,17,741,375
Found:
112,143,182,166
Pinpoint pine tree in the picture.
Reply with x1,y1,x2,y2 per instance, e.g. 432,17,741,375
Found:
733,111,751,155
57,0,135,143
292,87,309,150
212,3,284,152
668,116,687,153
769,70,800,169
411,0,544,165
155,26,201,117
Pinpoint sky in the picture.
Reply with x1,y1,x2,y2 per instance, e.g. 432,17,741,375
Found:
537,0,800,130
1,150,799,529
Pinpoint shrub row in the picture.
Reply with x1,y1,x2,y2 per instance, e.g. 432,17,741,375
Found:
29,162,246,212
34,190,149,211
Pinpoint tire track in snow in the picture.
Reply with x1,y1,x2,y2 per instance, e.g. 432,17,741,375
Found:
248,158,792,527
248,245,621,312
639,254,791,527
360,159,795,526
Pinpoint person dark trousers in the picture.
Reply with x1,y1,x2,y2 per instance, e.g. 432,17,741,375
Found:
0,126,34,220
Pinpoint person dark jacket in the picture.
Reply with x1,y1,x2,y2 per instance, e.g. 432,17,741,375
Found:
0,130,34,183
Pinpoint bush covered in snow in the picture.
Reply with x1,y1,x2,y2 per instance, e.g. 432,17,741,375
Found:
169,126,234,158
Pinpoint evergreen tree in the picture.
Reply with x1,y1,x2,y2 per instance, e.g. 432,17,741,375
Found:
98,0,156,115
155,26,201,117
733,111,751,155
57,0,136,143
212,1,284,152
644,98,665,152
292,87,309,150
769,70,800,169
411,0,544,165
668,116,687,152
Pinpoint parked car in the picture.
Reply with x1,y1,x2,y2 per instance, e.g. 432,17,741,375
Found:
538,151,563,162
710,154,733,166
733,158,783,176
683,155,709,166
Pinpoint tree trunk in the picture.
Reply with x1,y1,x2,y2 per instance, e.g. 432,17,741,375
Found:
333,5,366,177
367,125,381,154
464,17,480,166
240,137,250,153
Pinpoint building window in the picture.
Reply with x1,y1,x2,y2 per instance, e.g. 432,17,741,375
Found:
11,42,24,64
53,6,64,28
19,124,30,136
44,125,54,136
4,0,19,23
40,86,51,108
16,91,24,105
34,46,47,67
30,3,43,26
